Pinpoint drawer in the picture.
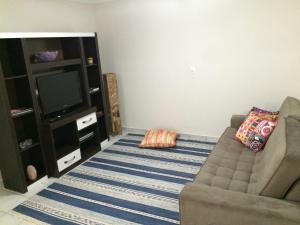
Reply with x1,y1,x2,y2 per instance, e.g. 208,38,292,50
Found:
76,112,97,131
57,149,81,172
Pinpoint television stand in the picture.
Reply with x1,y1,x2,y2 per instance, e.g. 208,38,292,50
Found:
42,107,101,177
0,33,109,193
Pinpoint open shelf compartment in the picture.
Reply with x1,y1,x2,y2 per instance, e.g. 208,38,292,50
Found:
27,37,81,63
79,122,99,142
97,116,108,143
82,37,98,65
5,78,33,111
0,39,27,78
21,144,46,186
13,114,40,149
87,66,101,89
53,122,79,159
91,91,105,112
79,121,101,158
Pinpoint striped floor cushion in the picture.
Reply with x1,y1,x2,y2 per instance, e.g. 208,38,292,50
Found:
139,129,177,148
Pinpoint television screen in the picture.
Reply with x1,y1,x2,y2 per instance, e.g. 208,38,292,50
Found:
37,71,83,115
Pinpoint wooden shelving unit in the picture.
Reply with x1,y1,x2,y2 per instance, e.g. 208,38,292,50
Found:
0,33,109,193
82,36,109,142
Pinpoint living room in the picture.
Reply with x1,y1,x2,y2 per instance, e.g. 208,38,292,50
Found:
0,0,299,224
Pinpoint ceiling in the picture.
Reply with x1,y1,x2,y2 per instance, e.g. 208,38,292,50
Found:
67,0,113,4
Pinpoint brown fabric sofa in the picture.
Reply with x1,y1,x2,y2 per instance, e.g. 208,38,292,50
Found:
179,96,300,225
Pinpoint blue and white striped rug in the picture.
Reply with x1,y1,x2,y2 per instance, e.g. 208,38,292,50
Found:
14,133,216,225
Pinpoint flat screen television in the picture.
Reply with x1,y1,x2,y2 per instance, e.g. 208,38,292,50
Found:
37,71,83,116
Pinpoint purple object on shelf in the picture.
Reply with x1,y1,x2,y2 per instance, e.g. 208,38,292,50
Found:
32,51,59,63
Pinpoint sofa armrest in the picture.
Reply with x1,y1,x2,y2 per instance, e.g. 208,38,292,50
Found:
231,115,246,129
179,183,300,225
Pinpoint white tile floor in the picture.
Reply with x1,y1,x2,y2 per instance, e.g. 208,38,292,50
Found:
0,173,58,224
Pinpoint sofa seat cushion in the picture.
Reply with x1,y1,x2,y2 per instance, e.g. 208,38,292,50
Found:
194,127,256,193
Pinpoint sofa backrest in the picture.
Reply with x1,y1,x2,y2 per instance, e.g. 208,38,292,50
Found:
278,96,300,119
248,97,300,201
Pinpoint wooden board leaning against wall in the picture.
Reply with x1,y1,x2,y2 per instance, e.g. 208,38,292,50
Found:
103,73,122,136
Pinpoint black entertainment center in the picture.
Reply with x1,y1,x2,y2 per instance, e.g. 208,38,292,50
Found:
0,33,109,193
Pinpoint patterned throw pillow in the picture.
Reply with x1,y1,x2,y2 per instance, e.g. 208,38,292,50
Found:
139,129,177,148
236,112,277,153
250,107,279,121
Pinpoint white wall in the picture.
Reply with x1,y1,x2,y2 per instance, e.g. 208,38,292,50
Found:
95,0,300,137
0,0,97,32
1,0,299,137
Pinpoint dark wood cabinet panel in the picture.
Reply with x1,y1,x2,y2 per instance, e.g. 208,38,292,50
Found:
0,33,108,193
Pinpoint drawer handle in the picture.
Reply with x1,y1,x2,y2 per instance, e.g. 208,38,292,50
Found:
82,118,93,124
64,156,76,164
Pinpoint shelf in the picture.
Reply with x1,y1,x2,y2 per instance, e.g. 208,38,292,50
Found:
11,108,34,118
0,39,27,78
86,64,97,67
89,87,100,95
31,58,81,71
5,78,33,111
79,132,95,144
5,75,28,81
19,142,40,153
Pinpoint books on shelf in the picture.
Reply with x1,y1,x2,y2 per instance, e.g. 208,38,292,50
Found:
10,108,33,118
